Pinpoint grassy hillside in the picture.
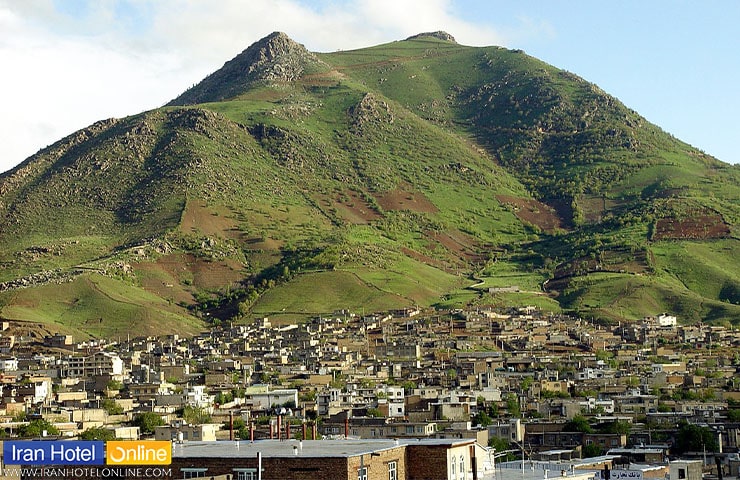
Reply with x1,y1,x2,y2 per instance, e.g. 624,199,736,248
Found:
0,32,737,338
0,274,203,339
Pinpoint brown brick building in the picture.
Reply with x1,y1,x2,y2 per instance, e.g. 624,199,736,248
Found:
170,438,480,480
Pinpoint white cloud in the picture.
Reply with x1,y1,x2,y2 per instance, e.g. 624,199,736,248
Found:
0,2,185,172
0,0,515,174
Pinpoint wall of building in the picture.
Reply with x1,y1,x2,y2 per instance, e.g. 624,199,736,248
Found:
170,447,407,480
347,447,406,480
669,461,702,480
406,444,451,480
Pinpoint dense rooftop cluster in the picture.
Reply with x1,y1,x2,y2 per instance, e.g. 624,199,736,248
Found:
1,307,739,468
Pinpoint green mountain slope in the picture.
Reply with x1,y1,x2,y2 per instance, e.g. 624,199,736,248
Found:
1,31,737,338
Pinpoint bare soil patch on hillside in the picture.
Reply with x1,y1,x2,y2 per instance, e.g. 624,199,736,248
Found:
599,248,651,274
496,195,564,233
427,230,487,264
654,214,730,240
4,320,72,343
188,257,244,290
180,201,242,240
316,189,382,224
137,253,244,298
376,186,438,213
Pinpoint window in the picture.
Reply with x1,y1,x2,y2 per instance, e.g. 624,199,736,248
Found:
388,461,397,480
459,455,465,480
235,471,256,480
182,468,207,478
678,469,686,479
358,466,368,480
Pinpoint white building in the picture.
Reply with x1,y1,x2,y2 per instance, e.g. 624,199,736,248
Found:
579,397,615,414
244,385,298,411
577,367,611,380
0,357,18,372
184,385,214,409
380,385,406,418
155,421,220,441
656,313,677,327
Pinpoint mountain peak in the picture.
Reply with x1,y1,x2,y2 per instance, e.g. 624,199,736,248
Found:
168,31,325,106
406,31,457,43
251,31,308,63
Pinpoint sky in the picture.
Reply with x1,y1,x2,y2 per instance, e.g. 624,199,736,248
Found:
1,0,738,175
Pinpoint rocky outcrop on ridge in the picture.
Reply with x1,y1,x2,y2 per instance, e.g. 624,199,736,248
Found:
168,32,328,106
406,31,457,43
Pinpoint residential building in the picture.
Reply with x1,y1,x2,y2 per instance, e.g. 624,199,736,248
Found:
169,438,482,480
155,420,220,441
61,351,124,378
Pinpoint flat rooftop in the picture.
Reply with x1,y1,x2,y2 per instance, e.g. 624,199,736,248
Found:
171,438,476,459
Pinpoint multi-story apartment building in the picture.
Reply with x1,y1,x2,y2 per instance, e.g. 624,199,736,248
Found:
61,351,124,378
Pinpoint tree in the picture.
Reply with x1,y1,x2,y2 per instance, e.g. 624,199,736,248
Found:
563,415,593,433
17,419,59,438
215,391,233,405
106,380,123,392
80,427,116,441
575,389,599,398
472,410,493,427
506,394,521,418
583,443,603,458
183,406,211,424
489,437,515,461
366,408,383,418
673,422,718,454
132,412,165,434
102,398,124,415
299,390,317,402
521,377,534,391
227,417,251,440
401,380,417,392
598,420,631,435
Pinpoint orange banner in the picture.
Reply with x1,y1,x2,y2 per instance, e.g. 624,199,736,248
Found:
106,441,171,465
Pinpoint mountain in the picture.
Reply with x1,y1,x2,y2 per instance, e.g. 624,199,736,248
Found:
1,31,738,339
168,32,330,105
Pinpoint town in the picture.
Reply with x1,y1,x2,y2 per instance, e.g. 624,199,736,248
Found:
1,307,739,479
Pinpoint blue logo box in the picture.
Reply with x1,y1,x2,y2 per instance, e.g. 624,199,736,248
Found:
4,441,105,465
